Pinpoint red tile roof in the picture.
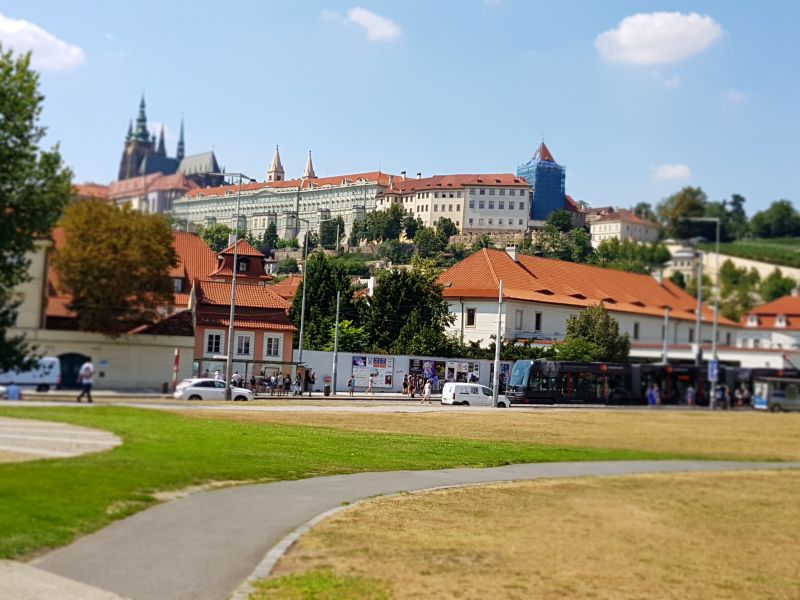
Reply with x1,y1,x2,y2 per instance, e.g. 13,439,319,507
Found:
591,209,660,228
218,239,264,257
269,275,303,301
196,316,296,332
741,295,800,330
438,248,736,326
185,171,398,199
108,173,197,200
194,280,289,309
171,232,219,292
537,142,555,162
73,183,109,200
381,174,529,196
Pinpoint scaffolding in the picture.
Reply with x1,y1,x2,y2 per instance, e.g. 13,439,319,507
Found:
517,145,566,221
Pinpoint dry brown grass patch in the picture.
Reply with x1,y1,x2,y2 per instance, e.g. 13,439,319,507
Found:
184,408,800,461
270,470,800,599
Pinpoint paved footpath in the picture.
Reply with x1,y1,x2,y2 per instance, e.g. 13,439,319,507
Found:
31,460,800,600
0,417,120,463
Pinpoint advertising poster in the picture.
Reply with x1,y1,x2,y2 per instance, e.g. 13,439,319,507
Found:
409,359,445,380
489,362,512,392
352,356,394,388
446,361,480,383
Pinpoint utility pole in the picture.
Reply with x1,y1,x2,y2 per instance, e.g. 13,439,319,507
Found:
695,256,703,366
661,307,670,364
332,290,341,395
710,218,721,410
492,279,504,407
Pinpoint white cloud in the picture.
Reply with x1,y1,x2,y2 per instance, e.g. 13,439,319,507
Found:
322,7,401,42
724,88,748,103
653,164,692,180
662,74,682,89
0,13,85,70
595,12,723,66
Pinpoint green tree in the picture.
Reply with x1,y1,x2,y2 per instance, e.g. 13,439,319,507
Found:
320,216,345,250
363,204,404,243
323,319,370,353
669,271,687,289
0,45,73,370
546,209,573,233
568,228,594,263
436,217,459,239
378,239,413,264
276,257,299,273
727,194,749,239
302,231,319,258
632,202,657,222
414,227,447,259
552,303,630,363
261,222,278,250
750,200,800,238
470,234,494,251
657,187,707,238
348,220,364,247
276,237,300,250
198,223,233,252
686,273,712,301
402,215,423,240
759,269,796,302
53,201,178,334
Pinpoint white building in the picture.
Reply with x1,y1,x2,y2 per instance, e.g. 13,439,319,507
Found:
664,246,703,283
590,210,660,248
437,246,740,360
377,174,531,234
737,294,800,350
108,173,198,214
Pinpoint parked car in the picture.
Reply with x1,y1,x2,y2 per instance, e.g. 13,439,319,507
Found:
174,378,253,401
0,357,61,392
441,382,510,407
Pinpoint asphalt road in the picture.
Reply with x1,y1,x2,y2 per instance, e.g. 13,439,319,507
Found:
34,460,800,600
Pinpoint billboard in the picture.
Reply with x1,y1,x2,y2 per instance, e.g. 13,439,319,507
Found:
445,361,481,383
352,355,394,388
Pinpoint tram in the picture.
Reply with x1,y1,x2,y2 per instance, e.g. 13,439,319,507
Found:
506,360,631,404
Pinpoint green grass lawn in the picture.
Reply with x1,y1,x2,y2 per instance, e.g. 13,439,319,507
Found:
0,407,696,559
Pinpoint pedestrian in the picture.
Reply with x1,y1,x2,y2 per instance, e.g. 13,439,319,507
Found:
293,374,302,396
5,382,22,401
422,379,432,404
409,376,417,399
723,385,732,410
402,374,408,396
76,358,95,403
307,370,316,397
646,383,659,408
366,373,375,395
348,376,355,397
231,371,241,387
734,386,744,408
685,384,696,407
214,370,223,381
202,368,209,378
284,373,292,396
431,373,439,393
249,375,257,391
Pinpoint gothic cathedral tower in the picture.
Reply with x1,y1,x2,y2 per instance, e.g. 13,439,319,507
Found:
117,96,156,180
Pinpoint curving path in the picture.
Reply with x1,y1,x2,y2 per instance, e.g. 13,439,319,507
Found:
32,459,800,600
0,417,120,463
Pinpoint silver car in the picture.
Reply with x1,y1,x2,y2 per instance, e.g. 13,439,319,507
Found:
174,378,253,401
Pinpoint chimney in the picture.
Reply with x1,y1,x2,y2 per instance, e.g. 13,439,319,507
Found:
389,174,394,191
653,269,663,284
417,172,422,179
505,245,518,262
401,170,406,180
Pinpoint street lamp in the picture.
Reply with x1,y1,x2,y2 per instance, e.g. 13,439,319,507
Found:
295,214,310,368
685,216,721,409
206,171,256,400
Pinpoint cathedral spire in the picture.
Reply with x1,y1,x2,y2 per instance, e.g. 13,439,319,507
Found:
125,119,133,142
134,94,149,142
267,145,285,182
176,118,185,161
157,125,166,155
303,150,316,179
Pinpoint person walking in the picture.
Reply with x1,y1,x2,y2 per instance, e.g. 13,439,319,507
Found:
293,374,302,396
431,373,439,393
366,373,375,395
231,371,241,387
402,374,409,396
76,358,95,403
646,383,659,408
422,379,432,405
347,376,355,397
213,370,223,381
685,384,696,407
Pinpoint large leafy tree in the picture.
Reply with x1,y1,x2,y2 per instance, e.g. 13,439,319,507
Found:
750,199,800,238
261,222,278,250
413,227,447,258
198,223,233,252
319,216,345,249
657,187,707,238
546,209,574,233
53,201,178,334
0,46,73,370
759,269,796,302
553,303,630,363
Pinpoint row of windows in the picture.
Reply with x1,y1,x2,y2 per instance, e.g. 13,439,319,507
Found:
465,308,543,331
413,191,464,199
205,332,281,358
468,200,525,210
468,218,525,226
469,188,525,196
432,204,460,212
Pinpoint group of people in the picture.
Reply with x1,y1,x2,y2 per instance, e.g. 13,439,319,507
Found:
202,367,316,397
646,382,755,409
402,373,437,403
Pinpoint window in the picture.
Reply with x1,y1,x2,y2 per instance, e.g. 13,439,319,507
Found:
469,218,474,225
633,323,640,341
434,192,439,198
488,218,493,225
489,189,495,195
456,204,460,211
499,219,504,225
172,278,184,292
264,336,280,357
236,334,252,356
469,189,475,195
457,191,463,198
509,201,515,210
488,201,494,209
518,219,523,225
515,309,523,330
753,338,761,348
433,204,438,212
206,333,222,355
237,258,249,272
466,308,476,327
689,328,694,343
499,201,504,209
479,201,485,209
479,218,484,225
725,332,732,346
448,204,452,211
499,189,506,196
480,188,486,195
469,199,475,208
534,312,542,331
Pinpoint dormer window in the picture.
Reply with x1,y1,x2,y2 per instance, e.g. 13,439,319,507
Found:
172,278,184,293
776,315,787,327
237,258,249,272
747,315,758,327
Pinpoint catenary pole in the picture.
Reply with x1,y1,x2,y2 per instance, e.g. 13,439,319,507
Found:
332,290,341,396
224,175,243,401
695,255,703,366
492,279,504,407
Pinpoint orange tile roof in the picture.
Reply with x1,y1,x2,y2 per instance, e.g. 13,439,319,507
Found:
73,182,110,200
196,316,296,332
538,142,555,162
218,239,264,257
194,280,289,309
172,232,219,281
269,274,303,300
185,171,397,199
108,173,197,200
46,228,74,318
591,209,660,228
741,295,800,330
438,248,736,326
380,174,529,196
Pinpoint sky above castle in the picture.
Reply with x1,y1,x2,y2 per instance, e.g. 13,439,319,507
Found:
1,1,797,213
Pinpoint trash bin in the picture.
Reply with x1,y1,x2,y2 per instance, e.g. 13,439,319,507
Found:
162,382,168,394
323,384,331,397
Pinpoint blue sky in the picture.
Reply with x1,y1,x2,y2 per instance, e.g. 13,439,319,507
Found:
1,1,798,213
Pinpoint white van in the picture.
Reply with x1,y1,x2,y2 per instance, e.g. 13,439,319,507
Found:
0,357,61,392
441,382,510,408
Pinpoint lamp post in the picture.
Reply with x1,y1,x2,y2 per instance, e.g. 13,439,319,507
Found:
206,171,256,400
296,215,310,368
685,216,721,409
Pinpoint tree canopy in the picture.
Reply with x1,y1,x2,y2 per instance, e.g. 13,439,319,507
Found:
198,223,233,252
553,303,631,363
53,201,178,334
0,45,73,370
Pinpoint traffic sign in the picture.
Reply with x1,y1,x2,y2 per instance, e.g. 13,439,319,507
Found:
708,359,719,383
